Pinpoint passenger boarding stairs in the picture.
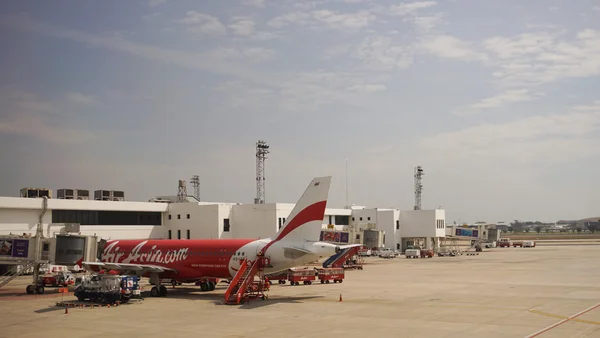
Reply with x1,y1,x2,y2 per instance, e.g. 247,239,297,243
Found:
0,261,35,290
224,256,268,305
322,246,360,268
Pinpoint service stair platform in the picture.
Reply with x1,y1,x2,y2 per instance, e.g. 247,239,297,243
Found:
224,256,270,305
323,246,361,268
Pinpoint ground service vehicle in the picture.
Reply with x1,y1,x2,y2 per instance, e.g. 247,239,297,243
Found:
379,248,395,259
41,271,75,287
523,241,536,248
420,249,434,258
512,241,523,247
74,274,140,304
288,268,316,285
405,249,421,258
498,238,511,247
316,268,344,283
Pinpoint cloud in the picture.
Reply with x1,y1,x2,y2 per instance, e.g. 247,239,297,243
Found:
482,29,600,89
351,35,413,71
453,89,545,116
411,13,443,33
268,9,376,30
66,92,96,105
229,17,255,36
0,15,273,86
311,9,376,29
242,0,266,7
209,47,275,63
148,0,169,7
178,11,227,35
0,88,96,144
346,84,386,92
322,43,352,59
267,12,311,28
419,102,600,167
388,1,437,16
419,35,488,61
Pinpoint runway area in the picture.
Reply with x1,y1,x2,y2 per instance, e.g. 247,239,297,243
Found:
1,244,600,338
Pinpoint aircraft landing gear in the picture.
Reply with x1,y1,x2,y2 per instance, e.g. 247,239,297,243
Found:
151,285,168,297
26,284,44,294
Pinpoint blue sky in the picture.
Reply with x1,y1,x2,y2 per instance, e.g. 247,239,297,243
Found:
1,0,600,223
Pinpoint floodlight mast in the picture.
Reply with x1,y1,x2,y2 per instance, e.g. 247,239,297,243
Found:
414,166,424,210
190,175,200,201
255,140,269,204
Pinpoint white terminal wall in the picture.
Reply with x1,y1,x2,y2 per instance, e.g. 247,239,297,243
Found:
0,197,166,240
0,197,445,245
399,209,446,238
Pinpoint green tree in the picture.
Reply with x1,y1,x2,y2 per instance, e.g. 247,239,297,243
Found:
577,227,583,233
535,226,542,233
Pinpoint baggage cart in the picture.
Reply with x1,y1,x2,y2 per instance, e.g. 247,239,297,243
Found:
316,268,344,284
288,268,315,285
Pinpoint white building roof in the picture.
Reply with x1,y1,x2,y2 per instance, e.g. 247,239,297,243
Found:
0,197,168,212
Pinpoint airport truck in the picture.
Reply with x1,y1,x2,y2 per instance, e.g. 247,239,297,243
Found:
74,274,140,304
497,238,511,247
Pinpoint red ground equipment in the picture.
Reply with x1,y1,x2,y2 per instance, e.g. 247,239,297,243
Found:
420,249,434,258
316,267,344,284
266,271,290,285
288,268,316,285
224,256,270,305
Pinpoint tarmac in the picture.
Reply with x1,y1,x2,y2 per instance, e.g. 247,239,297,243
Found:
1,243,600,338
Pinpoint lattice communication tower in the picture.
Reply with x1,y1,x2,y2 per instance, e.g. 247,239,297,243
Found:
177,180,187,203
255,140,270,204
414,166,424,210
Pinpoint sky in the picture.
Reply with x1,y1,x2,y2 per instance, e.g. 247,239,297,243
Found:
0,0,599,224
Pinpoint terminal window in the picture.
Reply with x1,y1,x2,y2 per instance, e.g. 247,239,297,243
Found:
52,210,162,226
334,215,349,225
223,219,230,232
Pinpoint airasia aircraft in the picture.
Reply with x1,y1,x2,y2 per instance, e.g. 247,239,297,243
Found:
83,176,356,297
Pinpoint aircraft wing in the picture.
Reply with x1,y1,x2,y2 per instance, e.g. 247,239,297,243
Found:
337,244,364,250
82,262,177,274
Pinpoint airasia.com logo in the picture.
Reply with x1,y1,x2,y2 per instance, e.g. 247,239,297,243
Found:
102,240,189,264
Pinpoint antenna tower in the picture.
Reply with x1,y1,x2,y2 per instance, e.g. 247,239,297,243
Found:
177,180,187,203
190,175,200,201
414,166,424,210
255,140,270,204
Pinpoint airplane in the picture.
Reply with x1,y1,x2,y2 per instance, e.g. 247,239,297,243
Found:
82,176,360,298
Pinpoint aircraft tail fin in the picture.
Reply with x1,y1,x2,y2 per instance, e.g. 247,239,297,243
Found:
271,176,331,245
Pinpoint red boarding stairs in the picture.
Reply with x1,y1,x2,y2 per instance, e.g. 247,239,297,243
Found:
224,255,270,305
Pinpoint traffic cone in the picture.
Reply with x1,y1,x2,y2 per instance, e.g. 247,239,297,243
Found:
64,305,68,314
339,294,342,302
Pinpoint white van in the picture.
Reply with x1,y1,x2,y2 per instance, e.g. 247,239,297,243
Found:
378,248,395,259
523,241,536,248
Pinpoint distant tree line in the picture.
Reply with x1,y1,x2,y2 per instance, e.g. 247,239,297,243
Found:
507,219,598,234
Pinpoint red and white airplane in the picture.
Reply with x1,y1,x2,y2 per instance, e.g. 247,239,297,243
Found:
83,176,355,297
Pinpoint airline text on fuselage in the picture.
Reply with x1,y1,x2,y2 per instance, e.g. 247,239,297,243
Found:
102,241,189,265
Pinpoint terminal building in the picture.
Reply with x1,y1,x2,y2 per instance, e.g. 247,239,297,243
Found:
0,187,447,253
